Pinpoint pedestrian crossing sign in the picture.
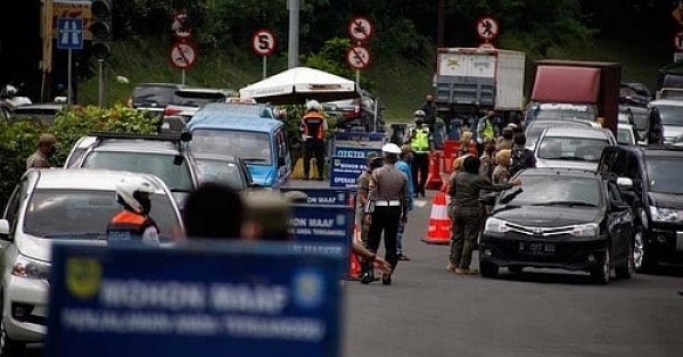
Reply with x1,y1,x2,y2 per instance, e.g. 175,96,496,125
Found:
57,18,84,50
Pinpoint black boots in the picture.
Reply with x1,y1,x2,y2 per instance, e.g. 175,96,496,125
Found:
360,260,374,284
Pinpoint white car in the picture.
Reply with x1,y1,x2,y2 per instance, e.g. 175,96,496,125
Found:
0,169,184,354
617,123,637,146
534,126,617,172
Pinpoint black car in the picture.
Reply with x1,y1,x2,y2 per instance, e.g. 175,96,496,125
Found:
479,168,635,284
598,145,683,272
128,83,186,115
620,82,652,108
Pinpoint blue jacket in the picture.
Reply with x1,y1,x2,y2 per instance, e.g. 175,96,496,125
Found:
395,159,414,211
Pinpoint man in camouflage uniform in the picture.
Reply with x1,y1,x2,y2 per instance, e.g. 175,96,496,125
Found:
356,152,383,248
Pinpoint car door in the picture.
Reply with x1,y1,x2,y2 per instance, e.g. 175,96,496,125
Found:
0,178,29,272
606,181,634,263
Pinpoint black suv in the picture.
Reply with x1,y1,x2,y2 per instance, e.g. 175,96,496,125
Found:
598,145,683,272
480,168,635,284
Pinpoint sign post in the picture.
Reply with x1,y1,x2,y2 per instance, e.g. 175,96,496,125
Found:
169,41,198,84
252,29,277,79
347,16,374,88
172,10,193,84
56,17,83,105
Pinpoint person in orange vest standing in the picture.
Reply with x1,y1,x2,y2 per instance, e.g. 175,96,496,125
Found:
301,99,328,181
107,178,160,245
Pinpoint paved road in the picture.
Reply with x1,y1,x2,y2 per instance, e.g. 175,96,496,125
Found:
344,190,683,357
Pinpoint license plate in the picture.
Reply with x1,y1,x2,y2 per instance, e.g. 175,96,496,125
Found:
519,242,555,255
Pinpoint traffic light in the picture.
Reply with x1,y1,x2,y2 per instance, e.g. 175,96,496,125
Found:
90,0,112,59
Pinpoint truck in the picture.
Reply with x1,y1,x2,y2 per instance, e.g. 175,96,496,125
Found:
525,60,622,137
433,47,526,137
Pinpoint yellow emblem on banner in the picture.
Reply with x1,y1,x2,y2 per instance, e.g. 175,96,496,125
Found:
66,258,102,300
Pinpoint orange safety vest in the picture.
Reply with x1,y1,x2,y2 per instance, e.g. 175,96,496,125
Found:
302,111,326,140
106,210,157,237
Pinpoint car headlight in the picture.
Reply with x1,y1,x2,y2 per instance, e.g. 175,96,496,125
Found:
570,223,599,238
650,206,682,223
484,218,510,234
11,255,50,280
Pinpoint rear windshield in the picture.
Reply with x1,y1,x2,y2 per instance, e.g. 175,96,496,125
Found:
132,85,178,108
652,105,683,126
23,189,180,240
188,130,273,166
81,152,194,192
171,91,227,107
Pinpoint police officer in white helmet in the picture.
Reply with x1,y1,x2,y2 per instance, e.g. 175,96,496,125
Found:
301,99,328,180
361,143,410,285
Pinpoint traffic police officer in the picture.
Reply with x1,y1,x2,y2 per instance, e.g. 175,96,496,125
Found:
362,143,410,285
403,110,431,197
301,100,328,180
107,178,160,245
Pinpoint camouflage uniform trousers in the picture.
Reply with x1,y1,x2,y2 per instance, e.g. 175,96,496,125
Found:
449,206,481,270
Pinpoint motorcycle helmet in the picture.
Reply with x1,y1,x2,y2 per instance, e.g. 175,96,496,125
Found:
116,178,156,214
305,100,321,112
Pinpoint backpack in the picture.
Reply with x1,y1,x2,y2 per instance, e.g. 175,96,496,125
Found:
509,148,532,176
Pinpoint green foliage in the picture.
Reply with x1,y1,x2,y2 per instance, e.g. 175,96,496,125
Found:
0,106,159,208
302,37,377,91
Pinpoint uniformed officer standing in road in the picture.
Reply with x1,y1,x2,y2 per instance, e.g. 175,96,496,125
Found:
356,152,383,249
362,143,410,285
404,110,431,198
301,100,328,181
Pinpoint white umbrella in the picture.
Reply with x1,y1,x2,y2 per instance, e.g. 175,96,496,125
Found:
239,67,358,105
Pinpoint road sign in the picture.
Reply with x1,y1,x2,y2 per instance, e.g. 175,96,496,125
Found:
45,242,345,357
56,18,83,50
346,46,371,70
172,11,191,38
476,16,499,41
674,31,683,51
479,42,496,50
251,29,277,56
348,16,374,42
169,41,198,69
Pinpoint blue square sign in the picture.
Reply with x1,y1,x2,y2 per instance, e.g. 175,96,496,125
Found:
57,18,84,50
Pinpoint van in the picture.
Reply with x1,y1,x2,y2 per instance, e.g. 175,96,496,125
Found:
185,109,292,188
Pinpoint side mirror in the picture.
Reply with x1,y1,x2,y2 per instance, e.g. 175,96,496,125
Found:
278,157,286,167
616,177,633,191
173,155,184,166
180,131,192,142
0,219,10,240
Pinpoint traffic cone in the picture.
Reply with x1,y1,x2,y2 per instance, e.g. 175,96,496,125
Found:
346,223,362,281
421,191,451,245
425,151,444,190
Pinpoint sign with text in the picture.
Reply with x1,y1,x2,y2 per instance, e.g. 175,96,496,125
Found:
333,147,381,159
46,242,344,357
329,156,367,188
289,204,353,249
280,187,353,206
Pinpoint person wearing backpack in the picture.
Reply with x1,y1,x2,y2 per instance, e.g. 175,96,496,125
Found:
509,134,536,176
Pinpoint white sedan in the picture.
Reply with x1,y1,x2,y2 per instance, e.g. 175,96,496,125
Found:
0,169,184,354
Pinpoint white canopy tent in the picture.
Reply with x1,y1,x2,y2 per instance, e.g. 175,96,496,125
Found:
239,67,358,105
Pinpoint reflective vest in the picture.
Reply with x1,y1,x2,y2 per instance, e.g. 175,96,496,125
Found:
482,119,495,140
302,111,326,140
106,210,157,238
410,128,430,152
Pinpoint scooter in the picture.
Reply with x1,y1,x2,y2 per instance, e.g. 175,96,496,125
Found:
0,84,32,110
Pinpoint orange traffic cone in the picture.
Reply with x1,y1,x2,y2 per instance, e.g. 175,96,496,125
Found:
422,191,451,245
425,151,444,190
347,253,362,281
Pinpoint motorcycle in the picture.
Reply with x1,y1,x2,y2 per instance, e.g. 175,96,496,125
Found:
0,83,32,111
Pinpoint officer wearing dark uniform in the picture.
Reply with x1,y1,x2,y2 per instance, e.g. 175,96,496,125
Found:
107,178,160,245
362,143,410,285
356,152,383,248
301,100,328,180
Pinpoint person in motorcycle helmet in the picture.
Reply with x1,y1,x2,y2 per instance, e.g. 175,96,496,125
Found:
301,99,328,180
107,178,160,245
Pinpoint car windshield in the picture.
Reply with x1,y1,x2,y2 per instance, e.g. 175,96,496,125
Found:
81,152,194,192
132,85,178,107
188,130,273,166
659,90,683,100
652,104,683,126
646,157,683,194
194,159,245,190
171,91,227,107
526,122,588,148
23,189,180,240
528,104,595,122
537,136,609,162
617,128,635,145
498,175,601,207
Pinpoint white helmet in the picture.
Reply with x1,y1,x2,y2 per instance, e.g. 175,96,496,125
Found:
413,109,426,118
305,100,321,111
382,143,402,155
115,178,156,214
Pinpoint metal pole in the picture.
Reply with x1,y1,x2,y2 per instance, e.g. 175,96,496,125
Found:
181,69,186,85
355,70,360,88
437,0,445,47
373,97,379,132
287,0,300,68
97,59,105,107
263,56,267,79
67,49,73,105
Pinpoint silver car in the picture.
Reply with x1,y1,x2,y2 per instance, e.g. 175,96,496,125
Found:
0,169,184,354
534,126,617,172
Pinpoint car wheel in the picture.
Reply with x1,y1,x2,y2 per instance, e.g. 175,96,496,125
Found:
591,249,611,285
634,228,656,274
615,242,634,280
479,261,499,278
508,266,523,274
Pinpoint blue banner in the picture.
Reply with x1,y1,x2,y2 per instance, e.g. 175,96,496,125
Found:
333,147,381,159
280,187,353,206
329,156,366,188
45,242,344,357
289,204,353,246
